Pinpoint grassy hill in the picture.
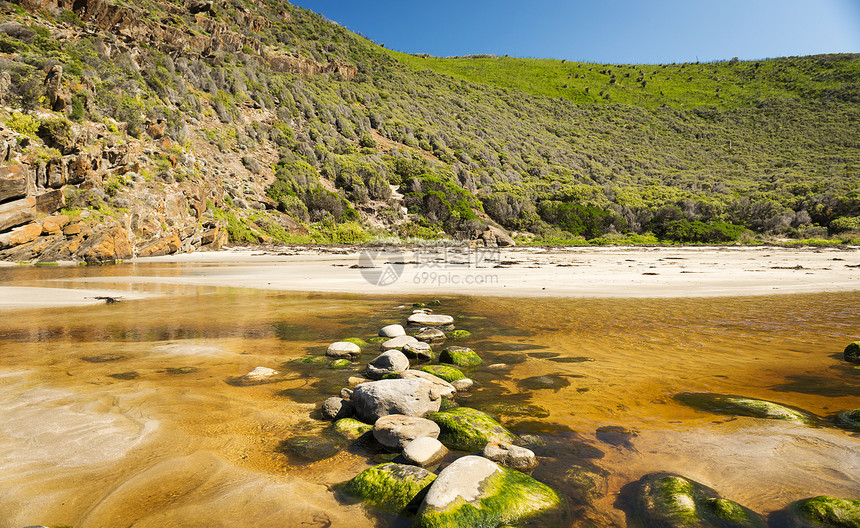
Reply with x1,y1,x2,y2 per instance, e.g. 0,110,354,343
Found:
0,0,858,252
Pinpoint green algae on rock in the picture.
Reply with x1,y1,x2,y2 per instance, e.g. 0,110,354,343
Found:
633,473,766,528
421,364,466,383
428,407,518,452
439,346,483,367
788,496,860,528
342,337,370,349
844,342,860,364
836,409,860,430
277,435,341,461
675,393,815,424
329,359,352,369
415,455,561,528
342,463,436,514
331,418,373,440
447,330,472,340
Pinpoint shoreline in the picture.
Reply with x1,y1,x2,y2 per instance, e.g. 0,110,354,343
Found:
0,245,857,309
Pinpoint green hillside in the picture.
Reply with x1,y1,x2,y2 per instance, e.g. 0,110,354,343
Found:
0,0,858,252
389,52,860,109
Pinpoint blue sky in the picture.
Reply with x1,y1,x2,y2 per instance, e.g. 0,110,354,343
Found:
292,0,860,64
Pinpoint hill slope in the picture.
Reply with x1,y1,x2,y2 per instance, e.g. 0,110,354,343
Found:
0,0,858,262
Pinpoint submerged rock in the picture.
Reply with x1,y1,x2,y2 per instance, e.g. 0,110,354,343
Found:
351,378,442,423
447,329,472,340
844,342,860,364
632,473,766,528
379,324,406,338
439,346,483,367
564,461,609,504
278,435,341,461
327,341,361,359
373,415,440,450
837,409,860,429
482,442,537,470
428,407,518,452
415,455,561,528
232,366,280,386
675,393,815,425
787,496,860,528
420,364,466,383
331,418,373,440
366,350,410,380
343,463,436,514
403,437,448,467
329,358,352,369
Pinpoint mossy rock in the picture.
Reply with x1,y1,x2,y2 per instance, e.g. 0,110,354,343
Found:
329,359,352,369
480,403,550,419
342,337,369,349
836,409,860,429
788,496,860,528
165,367,197,375
427,299,442,306
331,418,373,440
277,435,341,461
675,393,815,425
421,364,466,383
428,407,518,452
415,456,562,528
633,473,766,528
438,398,459,411
342,463,436,514
413,302,427,308
367,336,388,344
564,461,609,504
447,329,472,340
295,356,330,365
844,342,860,364
439,346,483,367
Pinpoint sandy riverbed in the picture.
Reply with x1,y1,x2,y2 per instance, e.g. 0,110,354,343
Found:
0,245,858,309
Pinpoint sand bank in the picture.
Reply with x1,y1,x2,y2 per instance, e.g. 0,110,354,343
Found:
116,245,860,297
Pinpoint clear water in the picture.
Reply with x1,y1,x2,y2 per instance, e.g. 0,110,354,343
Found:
0,263,857,527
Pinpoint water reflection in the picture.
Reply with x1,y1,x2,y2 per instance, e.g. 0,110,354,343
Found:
0,266,857,527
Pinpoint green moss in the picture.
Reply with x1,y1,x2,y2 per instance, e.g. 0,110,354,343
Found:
420,364,465,383
329,359,352,369
791,496,860,528
343,463,436,513
367,336,388,344
837,409,860,429
277,435,340,461
341,337,369,349
844,342,860,364
675,393,815,425
439,347,483,367
416,466,561,528
636,473,766,528
331,418,373,440
447,330,472,340
428,407,518,451
295,356,329,365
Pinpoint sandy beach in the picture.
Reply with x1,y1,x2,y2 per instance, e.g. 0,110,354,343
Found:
1,245,856,310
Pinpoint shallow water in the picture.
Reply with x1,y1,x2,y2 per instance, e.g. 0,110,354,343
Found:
0,263,858,527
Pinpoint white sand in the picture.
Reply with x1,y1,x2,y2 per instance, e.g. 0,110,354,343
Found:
108,245,860,297
0,286,154,310
0,245,857,310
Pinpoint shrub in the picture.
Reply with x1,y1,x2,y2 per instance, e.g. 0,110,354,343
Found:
5,111,38,136
37,117,74,150
829,216,860,234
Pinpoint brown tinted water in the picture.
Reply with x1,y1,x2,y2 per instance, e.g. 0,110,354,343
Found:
0,263,857,527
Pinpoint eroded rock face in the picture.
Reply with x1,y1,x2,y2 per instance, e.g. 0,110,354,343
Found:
351,378,442,424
